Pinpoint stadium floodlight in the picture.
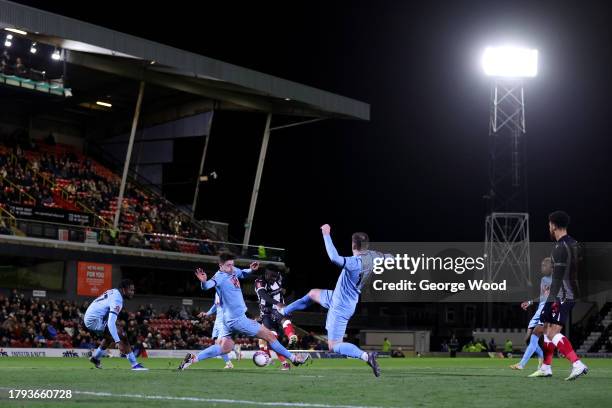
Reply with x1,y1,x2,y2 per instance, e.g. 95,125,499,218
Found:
96,101,112,108
30,42,37,54
482,46,538,78
4,28,27,35
4,34,12,47
51,48,61,61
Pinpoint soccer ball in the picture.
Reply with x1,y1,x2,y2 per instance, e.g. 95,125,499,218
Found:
252,351,270,367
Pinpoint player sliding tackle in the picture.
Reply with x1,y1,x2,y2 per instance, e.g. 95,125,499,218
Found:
275,224,382,377
510,257,552,371
84,279,147,371
178,253,310,370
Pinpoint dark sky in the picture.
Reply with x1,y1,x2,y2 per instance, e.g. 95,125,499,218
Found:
11,1,612,288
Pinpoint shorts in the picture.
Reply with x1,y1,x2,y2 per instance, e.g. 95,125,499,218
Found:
212,316,230,339
261,310,285,333
224,315,261,338
319,289,333,310
84,314,111,338
540,298,575,327
325,310,350,342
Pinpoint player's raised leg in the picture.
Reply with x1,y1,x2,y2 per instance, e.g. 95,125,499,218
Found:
277,288,327,315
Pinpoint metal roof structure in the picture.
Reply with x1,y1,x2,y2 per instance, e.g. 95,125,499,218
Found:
0,0,369,120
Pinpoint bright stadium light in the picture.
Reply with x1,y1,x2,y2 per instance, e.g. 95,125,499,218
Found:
30,42,37,54
96,101,112,108
51,48,61,61
482,46,538,78
4,34,12,47
4,27,27,35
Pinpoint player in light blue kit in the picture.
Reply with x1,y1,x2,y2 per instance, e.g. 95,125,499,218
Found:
199,293,233,369
178,253,310,370
510,257,553,370
83,279,147,370
275,224,381,377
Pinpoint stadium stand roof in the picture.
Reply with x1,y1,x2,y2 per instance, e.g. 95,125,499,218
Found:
0,0,370,121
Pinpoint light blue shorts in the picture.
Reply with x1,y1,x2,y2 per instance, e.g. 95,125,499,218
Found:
212,316,230,339
325,311,349,342
224,315,261,338
84,313,106,334
319,289,333,309
319,289,353,341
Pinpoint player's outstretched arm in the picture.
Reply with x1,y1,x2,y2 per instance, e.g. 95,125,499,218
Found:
205,303,217,316
106,312,122,344
235,261,259,278
195,267,216,290
321,224,345,267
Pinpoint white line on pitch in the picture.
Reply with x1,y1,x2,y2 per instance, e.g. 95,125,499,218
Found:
72,390,395,408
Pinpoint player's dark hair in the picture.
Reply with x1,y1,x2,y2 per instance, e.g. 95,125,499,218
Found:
352,232,369,250
549,211,570,229
264,264,281,281
120,279,134,289
218,252,236,264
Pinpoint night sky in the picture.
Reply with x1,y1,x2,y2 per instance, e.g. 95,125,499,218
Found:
11,1,612,289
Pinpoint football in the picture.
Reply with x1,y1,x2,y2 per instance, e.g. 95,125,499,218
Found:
252,351,271,367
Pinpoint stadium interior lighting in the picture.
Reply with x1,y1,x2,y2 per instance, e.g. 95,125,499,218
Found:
4,34,12,47
30,42,37,54
51,48,61,61
95,101,112,108
4,27,27,35
482,46,538,78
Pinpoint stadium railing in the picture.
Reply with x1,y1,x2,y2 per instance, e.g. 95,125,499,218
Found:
8,216,286,262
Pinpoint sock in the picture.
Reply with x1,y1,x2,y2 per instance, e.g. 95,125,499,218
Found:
92,347,104,359
284,294,314,315
518,334,543,367
283,320,296,338
543,336,555,366
268,339,294,361
258,339,271,356
126,352,137,367
332,342,368,361
196,344,222,362
540,363,551,373
552,334,578,364
221,353,230,363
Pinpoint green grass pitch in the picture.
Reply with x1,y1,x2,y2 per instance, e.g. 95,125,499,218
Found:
0,357,610,407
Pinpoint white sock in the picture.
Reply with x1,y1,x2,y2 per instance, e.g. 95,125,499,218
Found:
540,363,551,373
360,352,369,362
572,360,584,369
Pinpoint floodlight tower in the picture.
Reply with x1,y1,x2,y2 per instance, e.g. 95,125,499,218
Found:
482,46,538,289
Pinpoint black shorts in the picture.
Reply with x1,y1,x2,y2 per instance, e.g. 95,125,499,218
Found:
540,298,575,327
261,310,285,333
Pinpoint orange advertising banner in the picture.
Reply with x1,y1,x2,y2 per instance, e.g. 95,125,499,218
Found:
77,262,112,296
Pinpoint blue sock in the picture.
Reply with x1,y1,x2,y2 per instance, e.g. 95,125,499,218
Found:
221,353,230,363
269,340,294,361
93,347,104,359
126,352,137,367
519,334,542,367
196,344,222,362
284,294,314,315
332,342,367,360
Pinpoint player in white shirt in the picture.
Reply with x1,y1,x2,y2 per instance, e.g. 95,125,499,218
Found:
83,279,147,371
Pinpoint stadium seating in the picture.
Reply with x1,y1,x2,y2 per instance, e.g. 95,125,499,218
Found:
0,140,222,256
0,291,260,351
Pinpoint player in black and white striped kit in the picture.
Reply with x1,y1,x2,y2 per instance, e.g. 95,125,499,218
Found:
254,264,298,371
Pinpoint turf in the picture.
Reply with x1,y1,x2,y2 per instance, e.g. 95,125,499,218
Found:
0,356,610,407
